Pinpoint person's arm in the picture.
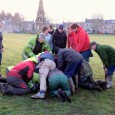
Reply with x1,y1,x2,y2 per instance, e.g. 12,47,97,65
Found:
52,32,56,45
27,65,34,81
64,34,67,48
57,51,64,70
24,39,36,57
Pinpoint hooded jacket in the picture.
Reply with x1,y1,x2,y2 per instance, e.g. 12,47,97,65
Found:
71,27,90,52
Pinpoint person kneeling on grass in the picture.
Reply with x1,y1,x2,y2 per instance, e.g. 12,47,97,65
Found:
48,68,71,103
31,51,56,99
0,60,36,95
78,60,107,91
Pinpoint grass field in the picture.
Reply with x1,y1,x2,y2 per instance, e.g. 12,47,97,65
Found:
0,33,115,115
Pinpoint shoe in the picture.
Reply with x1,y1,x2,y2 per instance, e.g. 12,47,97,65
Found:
56,89,65,103
62,91,71,103
31,92,45,99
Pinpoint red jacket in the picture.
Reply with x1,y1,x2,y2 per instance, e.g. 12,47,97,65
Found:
71,27,90,52
7,61,35,82
67,32,74,48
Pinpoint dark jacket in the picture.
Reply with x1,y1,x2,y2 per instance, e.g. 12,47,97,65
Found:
7,61,35,82
57,48,83,70
0,32,3,53
52,29,67,48
95,44,115,67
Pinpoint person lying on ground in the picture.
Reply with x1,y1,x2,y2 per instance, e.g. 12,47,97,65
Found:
78,60,107,91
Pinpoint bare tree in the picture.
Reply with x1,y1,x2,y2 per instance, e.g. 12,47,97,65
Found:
0,10,6,20
6,13,12,20
91,14,104,33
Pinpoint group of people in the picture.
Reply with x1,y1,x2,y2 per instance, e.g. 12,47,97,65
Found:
0,23,115,103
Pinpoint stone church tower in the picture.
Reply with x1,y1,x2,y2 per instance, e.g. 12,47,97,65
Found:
35,0,46,32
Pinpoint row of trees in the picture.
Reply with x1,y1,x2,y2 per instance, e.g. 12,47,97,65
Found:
0,10,24,27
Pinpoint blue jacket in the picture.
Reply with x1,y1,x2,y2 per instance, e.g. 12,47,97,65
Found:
39,52,54,61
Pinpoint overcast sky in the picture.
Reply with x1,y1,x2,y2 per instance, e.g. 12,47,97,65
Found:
0,0,115,23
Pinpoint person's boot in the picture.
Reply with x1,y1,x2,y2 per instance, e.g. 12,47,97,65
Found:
106,75,113,88
62,91,71,103
68,78,75,94
56,88,65,103
74,75,78,91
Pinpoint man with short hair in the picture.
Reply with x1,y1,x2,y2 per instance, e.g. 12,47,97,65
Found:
22,33,51,60
90,41,115,88
70,23,92,62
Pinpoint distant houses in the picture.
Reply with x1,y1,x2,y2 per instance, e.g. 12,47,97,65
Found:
1,18,115,34
0,19,36,33
77,19,115,34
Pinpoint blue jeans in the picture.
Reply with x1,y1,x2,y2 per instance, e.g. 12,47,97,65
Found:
80,49,93,62
64,60,83,79
107,65,115,76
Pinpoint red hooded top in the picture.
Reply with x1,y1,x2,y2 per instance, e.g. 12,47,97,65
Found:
7,61,35,82
71,27,90,52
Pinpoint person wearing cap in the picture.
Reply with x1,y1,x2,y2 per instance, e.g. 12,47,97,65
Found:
90,41,115,88
70,23,92,62
22,33,51,60
52,24,67,53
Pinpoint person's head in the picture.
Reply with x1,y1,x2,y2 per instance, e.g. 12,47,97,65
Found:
58,24,64,33
38,33,45,43
67,26,72,34
54,47,62,55
49,24,54,32
70,23,79,32
90,41,97,50
42,26,49,35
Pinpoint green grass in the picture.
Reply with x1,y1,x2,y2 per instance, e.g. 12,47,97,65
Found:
0,33,115,115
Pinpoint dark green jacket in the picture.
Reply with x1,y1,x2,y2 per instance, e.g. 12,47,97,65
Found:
95,44,115,67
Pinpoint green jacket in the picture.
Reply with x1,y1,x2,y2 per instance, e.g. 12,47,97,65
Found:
22,35,51,60
95,44,115,67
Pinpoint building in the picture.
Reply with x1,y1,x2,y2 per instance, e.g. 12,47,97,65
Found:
35,0,47,32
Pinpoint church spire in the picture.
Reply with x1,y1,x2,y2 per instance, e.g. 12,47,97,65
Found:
35,0,46,32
